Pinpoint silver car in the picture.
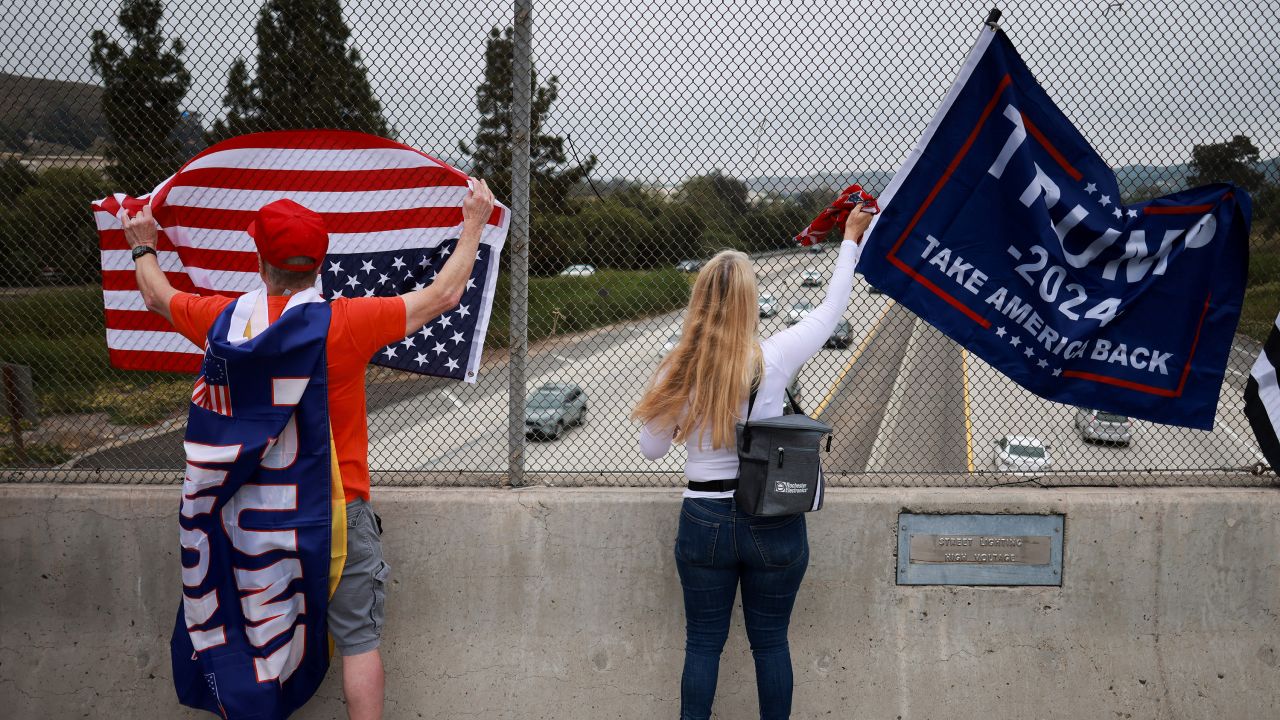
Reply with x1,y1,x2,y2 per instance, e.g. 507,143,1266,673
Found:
1075,408,1132,445
799,269,823,287
758,292,778,318
993,435,1052,474
785,302,815,325
524,383,587,440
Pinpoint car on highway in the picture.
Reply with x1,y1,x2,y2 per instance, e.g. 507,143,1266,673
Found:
524,383,588,440
785,302,815,325
676,259,703,272
559,264,596,277
661,332,681,356
993,435,1052,474
758,292,778,318
866,282,883,295
1074,408,1132,445
808,243,825,254
799,268,823,287
824,319,853,349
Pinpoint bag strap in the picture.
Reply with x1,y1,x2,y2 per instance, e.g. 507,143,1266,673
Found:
784,386,803,416
747,378,805,419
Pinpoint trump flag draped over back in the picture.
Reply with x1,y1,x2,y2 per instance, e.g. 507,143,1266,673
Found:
92,130,509,382
858,27,1251,430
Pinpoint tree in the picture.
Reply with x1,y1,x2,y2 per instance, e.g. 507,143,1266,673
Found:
652,203,707,263
90,0,191,192
38,102,106,151
1188,134,1265,192
460,26,596,212
741,203,811,253
0,169,110,286
1122,183,1167,205
679,171,751,224
210,0,389,141
0,121,25,152
0,159,37,205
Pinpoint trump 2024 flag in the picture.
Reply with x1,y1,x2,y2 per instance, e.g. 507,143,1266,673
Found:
858,27,1251,430
92,130,508,383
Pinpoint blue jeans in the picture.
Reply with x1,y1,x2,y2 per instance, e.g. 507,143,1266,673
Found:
675,497,809,720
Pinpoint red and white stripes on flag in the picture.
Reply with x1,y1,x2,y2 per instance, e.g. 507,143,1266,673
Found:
191,375,231,416
93,130,508,375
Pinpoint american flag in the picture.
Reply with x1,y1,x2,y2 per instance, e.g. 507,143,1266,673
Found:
323,241,492,378
191,348,232,416
91,130,508,382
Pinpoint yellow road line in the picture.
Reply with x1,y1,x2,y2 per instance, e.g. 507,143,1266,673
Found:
814,300,895,417
961,348,975,473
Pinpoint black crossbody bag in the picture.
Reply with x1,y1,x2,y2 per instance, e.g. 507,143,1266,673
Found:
731,383,834,516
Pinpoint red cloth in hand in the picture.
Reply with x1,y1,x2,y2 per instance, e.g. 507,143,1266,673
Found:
794,183,879,246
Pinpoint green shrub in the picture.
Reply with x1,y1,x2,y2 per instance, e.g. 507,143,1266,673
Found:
488,268,689,347
91,380,191,426
1249,250,1280,287
0,441,71,466
0,285,189,422
1239,281,1280,342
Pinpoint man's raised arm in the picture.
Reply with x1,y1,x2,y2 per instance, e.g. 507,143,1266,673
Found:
122,204,179,324
399,178,496,335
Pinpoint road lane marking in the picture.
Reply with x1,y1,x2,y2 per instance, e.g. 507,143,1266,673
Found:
813,300,895,417
961,348,975,473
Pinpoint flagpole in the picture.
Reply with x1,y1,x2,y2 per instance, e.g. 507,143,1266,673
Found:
508,0,533,488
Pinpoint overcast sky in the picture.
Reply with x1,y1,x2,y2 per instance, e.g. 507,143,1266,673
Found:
3,0,1277,184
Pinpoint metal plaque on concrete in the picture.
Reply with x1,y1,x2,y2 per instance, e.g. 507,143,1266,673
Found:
896,513,1063,586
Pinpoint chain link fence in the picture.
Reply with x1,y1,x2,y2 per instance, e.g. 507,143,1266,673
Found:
1,0,1277,486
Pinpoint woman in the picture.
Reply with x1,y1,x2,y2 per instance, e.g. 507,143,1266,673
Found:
632,206,873,719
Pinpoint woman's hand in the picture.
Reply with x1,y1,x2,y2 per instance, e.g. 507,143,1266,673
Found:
121,204,159,249
462,178,495,232
842,202,874,244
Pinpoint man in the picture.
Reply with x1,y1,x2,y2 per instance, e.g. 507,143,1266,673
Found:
121,179,495,720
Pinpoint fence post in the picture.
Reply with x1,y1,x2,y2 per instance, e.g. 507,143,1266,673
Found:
508,0,533,488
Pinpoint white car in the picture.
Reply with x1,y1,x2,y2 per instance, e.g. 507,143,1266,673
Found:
1075,408,1132,445
799,269,823,287
560,264,596,277
758,292,778,318
785,302,815,325
993,435,1052,474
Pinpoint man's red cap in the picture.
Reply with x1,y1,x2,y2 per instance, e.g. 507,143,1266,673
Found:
247,198,328,272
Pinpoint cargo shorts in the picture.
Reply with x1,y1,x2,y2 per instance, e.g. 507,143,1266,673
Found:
329,498,390,656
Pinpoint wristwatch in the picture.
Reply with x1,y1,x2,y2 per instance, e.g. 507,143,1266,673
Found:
131,245,158,262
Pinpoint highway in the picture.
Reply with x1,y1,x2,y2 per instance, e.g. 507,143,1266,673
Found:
73,245,1265,482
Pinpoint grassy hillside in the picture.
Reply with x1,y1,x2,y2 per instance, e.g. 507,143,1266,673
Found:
0,73,105,151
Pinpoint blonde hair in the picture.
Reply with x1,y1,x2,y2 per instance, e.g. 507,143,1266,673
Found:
632,249,762,449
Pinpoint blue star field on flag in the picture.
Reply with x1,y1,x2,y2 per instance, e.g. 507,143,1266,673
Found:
320,239,492,381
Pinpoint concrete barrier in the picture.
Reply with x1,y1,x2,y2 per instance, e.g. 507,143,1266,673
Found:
1,483,1278,719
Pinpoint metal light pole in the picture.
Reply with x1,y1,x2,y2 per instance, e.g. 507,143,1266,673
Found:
508,0,533,487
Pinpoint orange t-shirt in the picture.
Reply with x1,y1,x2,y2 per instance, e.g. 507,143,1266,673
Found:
170,293,406,503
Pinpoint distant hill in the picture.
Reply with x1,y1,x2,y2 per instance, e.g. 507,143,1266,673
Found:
0,73,105,152
743,171,898,197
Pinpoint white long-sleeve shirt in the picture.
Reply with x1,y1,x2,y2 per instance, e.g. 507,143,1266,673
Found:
639,239,864,498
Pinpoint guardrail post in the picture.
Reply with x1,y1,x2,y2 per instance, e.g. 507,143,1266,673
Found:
508,0,533,488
